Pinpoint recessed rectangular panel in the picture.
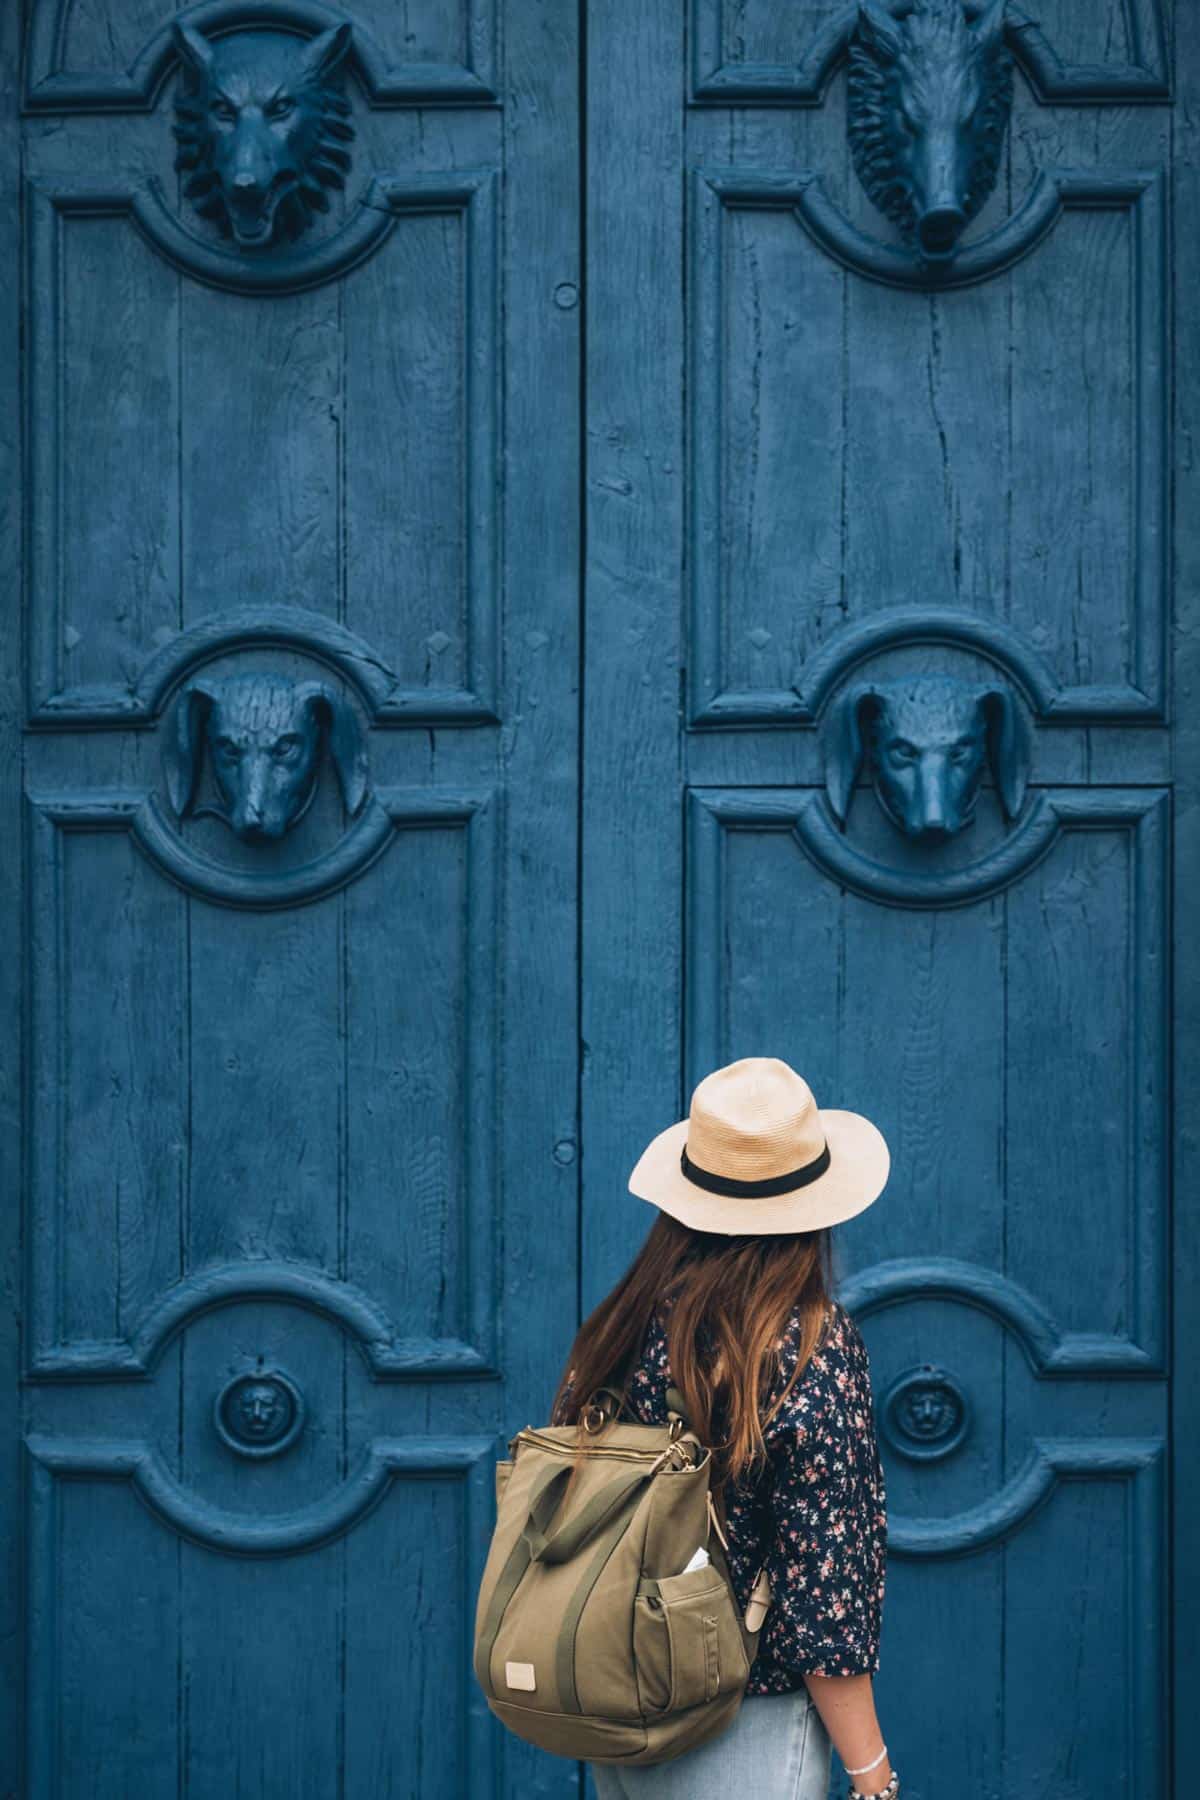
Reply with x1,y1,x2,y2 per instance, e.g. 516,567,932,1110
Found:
1008,206,1139,704
28,798,498,1375
345,211,471,697
26,1478,181,1799
689,173,1165,722
719,207,844,697
27,805,187,1363
181,281,341,619
342,1471,483,1797
687,789,1166,1364
708,809,1006,1270
1000,1451,1165,1795
345,803,498,1367
26,175,500,725
187,888,344,1273
1005,797,1167,1357
26,193,181,714
25,1439,495,1797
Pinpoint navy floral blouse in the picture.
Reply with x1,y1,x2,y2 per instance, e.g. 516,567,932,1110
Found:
612,1296,887,1693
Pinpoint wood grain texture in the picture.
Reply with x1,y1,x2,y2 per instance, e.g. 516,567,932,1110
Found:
9,2,578,1794
1172,8,1200,1796
0,0,21,1779
3,2,1191,1796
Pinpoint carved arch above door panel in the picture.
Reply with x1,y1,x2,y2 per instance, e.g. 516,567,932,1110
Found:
689,0,1169,105
23,0,500,111
687,171,1166,726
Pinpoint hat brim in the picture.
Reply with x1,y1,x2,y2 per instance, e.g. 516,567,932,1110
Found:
627,1108,890,1235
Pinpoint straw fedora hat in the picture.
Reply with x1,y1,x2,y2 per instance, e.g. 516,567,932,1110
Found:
627,1056,889,1234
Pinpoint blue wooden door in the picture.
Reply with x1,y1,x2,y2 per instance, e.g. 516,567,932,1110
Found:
3,2,1195,1797
581,3,1192,1798
2,3,580,1796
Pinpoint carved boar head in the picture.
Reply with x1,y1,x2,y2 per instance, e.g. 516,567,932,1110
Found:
849,0,1012,261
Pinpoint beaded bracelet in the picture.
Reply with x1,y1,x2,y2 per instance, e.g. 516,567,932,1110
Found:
846,1771,899,1800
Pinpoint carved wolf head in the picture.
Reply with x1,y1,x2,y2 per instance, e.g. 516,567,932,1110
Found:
849,0,1012,261
173,23,354,248
164,673,369,843
824,674,1029,840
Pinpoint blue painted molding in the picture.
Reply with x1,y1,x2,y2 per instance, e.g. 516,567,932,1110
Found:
28,604,500,731
689,0,1169,105
837,1255,1164,1375
687,171,1167,725
25,174,500,723
26,789,502,1376
24,167,497,298
26,1258,495,1380
24,1430,495,1553
23,0,500,111
688,780,1170,910
881,1434,1163,1557
790,605,1164,723
695,166,1165,292
23,1429,500,1792
27,784,492,912
687,789,1169,1372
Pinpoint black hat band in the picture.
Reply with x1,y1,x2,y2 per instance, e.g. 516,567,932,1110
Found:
679,1139,831,1198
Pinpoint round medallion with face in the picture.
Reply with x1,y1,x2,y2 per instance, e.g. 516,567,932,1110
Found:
215,1370,305,1459
882,1363,970,1462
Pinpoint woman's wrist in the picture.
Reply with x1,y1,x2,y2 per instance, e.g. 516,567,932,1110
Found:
847,1771,898,1800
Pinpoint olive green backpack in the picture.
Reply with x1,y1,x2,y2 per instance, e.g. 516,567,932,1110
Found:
472,1386,772,1765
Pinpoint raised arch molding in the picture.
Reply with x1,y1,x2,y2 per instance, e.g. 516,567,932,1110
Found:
28,784,491,914
24,0,499,110
881,1436,1163,1557
689,0,1169,104
23,169,496,301
27,1258,496,1381
28,603,486,729
688,785,1168,916
837,1256,1161,1375
698,167,1165,295
834,1261,1165,1556
26,1431,495,1555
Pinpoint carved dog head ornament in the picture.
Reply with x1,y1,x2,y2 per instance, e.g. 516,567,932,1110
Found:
173,21,355,248
824,673,1029,840
849,0,1012,261
164,673,368,843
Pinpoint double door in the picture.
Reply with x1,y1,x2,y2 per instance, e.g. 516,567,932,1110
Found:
2,2,1193,1795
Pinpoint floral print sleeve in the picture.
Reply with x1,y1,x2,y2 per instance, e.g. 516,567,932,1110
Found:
754,1300,888,1680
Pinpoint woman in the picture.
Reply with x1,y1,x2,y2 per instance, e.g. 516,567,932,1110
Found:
550,1056,898,1800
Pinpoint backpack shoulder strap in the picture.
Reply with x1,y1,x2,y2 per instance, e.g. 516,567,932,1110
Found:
665,1384,690,1426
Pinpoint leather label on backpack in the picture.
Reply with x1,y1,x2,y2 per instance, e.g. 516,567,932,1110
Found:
505,1661,537,1692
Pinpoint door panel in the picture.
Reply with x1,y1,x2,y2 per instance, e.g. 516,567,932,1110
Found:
584,3,1183,1797
5,2,578,1796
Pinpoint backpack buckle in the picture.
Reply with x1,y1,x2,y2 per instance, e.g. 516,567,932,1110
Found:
582,1403,609,1434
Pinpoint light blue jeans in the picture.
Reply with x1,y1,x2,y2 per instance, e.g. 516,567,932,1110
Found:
588,1688,832,1799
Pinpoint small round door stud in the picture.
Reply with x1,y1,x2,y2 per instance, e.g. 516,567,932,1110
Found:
881,1363,970,1462
214,1369,305,1460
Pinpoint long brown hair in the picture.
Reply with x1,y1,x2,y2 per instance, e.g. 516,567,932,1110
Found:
550,1210,835,1507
